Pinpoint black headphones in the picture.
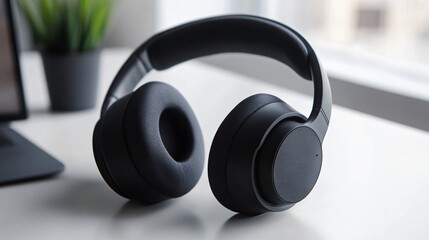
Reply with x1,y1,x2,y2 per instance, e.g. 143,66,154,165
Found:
93,15,332,215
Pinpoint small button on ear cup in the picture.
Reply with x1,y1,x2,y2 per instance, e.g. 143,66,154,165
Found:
124,82,204,199
208,94,305,214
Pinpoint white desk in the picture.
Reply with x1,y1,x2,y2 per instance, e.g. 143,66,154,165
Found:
2,50,429,240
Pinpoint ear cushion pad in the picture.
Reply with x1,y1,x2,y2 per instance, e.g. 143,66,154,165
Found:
97,94,168,203
208,94,284,212
93,120,129,198
124,82,204,198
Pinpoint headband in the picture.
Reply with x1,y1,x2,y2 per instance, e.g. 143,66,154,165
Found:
101,15,331,139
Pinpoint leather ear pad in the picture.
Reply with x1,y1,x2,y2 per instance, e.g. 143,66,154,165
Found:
208,94,284,212
124,82,204,198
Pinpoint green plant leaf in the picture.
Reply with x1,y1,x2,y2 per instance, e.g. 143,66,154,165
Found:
40,0,56,28
79,0,92,30
82,0,111,51
40,0,61,50
17,0,46,46
65,1,81,52
16,0,113,53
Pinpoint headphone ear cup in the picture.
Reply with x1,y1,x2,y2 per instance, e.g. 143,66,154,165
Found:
208,94,284,213
209,94,308,214
93,120,129,198
95,94,169,203
124,82,205,199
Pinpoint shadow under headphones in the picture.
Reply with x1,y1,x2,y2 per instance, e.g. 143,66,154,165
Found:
93,15,332,215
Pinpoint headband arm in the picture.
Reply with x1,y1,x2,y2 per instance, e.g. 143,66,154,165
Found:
100,15,332,141
146,16,312,80
306,51,332,141
101,51,152,115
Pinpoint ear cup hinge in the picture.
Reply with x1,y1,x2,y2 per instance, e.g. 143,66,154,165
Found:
101,53,152,116
137,50,153,71
305,108,329,141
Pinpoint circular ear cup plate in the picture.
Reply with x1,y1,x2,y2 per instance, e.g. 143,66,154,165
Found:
273,126,322,203
208,94,284,213
124,82,204,198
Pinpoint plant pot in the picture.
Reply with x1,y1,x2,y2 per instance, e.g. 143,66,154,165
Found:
41,51,100,112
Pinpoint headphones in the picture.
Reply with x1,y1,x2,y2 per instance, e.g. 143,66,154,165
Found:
93,15,332,215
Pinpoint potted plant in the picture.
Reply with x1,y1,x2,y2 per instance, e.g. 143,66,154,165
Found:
18,0,113,111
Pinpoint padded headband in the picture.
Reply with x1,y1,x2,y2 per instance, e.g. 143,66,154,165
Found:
101,15,332,139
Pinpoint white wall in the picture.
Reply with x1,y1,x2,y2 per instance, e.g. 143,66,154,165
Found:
15,0,261,49
154,0,260,31
155,0,231,31
104,0,156,48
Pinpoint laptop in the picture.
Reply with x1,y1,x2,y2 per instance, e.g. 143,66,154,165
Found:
0,0,64,185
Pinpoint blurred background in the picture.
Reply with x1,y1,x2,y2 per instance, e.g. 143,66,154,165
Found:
1,1,429,239
15,0,429,64
11,0,429,130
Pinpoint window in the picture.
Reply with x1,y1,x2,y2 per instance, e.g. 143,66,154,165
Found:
260,0,429,71
357,7,385,30
155,0,429,131
156,0,429,85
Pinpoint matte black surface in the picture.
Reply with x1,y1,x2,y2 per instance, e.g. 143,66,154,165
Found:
101,16,332,137
124,82,204,198
0,126,64,184
93,121,129,198
257,120,302,205
144,15,332,133
273,127,322,203
100,54,150,115
258,123,322,204
147,16,310,80
159,108,194,162
95,15,333,214
209,94,307,214
226,102,304,214
94,82,205,203
97,94,168,203
208,94,283,212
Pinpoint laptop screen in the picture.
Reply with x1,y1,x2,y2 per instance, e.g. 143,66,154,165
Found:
0,0,26,121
